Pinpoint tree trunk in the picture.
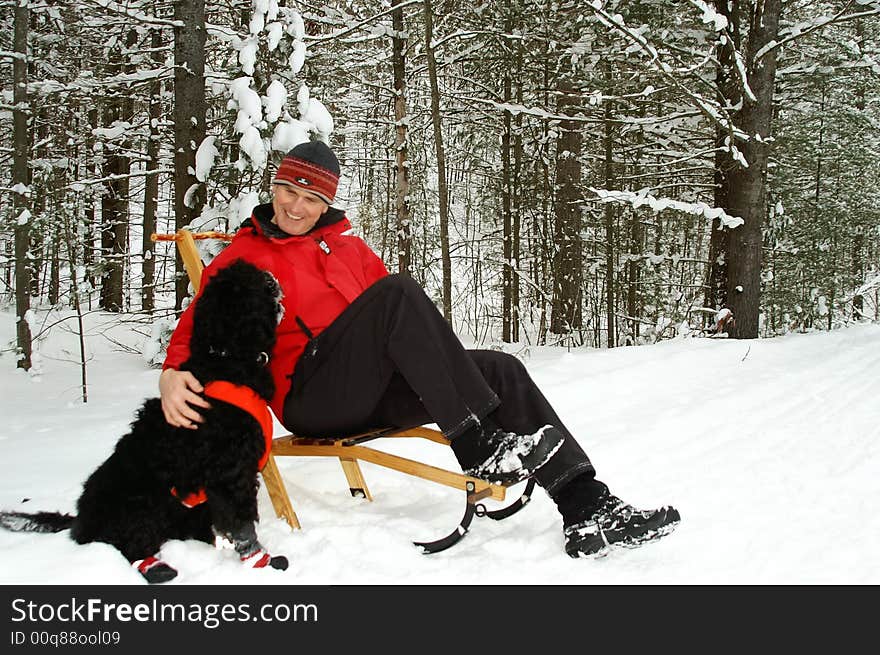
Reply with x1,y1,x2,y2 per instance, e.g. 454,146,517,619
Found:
705,0,740,316
13,0,32,369
550,80,583,336
627,210,641,343
512,54,523,344
173,0,207,309
501,73,513,342
83,107,99,309
48,219,60,306
724,0,782,338
142,24,163,313
391,0,412,275
423,0,451,321
99,35,129,313
602,64,616,349
29,115,48,299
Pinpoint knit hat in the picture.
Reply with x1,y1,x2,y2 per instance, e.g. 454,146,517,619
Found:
272,141,340,204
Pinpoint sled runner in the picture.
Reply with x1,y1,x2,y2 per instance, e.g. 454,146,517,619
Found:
152,229,535,553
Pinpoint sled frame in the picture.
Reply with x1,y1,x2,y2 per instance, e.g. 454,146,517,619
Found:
152,229,534,552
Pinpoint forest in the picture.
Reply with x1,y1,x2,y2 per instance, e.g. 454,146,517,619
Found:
3,0,879,371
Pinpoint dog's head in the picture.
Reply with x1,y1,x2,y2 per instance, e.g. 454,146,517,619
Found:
189,259,283,369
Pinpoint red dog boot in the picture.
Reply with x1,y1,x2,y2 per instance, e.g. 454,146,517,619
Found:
240,547,288,571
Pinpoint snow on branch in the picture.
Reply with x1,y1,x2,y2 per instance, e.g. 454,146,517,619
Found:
586,2,744,142
589,188,744,228
853,272,880,297
68,168,173,190
757,3,880,62
84,0,183,28
732,50,757,103
688,0,728,31
0,51,26,62
304,0,422,43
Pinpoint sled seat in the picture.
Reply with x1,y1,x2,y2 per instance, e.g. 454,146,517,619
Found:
152,229,532,553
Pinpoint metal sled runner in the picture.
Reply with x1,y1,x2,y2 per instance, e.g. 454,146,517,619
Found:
153,229,535,553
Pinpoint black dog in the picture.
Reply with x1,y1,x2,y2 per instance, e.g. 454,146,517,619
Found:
0,260,288,583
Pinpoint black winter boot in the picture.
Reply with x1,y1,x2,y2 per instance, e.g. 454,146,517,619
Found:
562,481,681,558
451,417,565,486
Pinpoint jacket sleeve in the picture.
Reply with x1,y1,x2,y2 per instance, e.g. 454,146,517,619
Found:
162,244,242,371
162,301,194,371
357,238,390,285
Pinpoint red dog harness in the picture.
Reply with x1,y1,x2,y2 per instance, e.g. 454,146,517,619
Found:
171,381,275,508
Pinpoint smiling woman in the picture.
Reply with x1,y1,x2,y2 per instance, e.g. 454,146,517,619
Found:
269,141,340,236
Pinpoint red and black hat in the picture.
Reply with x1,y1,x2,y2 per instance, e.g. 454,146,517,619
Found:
272,141,340,204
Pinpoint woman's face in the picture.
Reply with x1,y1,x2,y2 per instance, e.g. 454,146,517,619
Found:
271,184,328,236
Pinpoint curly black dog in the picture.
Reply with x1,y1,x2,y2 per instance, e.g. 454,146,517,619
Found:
0,260,289,583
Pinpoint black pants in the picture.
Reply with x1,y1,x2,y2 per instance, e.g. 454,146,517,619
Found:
282,274,594,494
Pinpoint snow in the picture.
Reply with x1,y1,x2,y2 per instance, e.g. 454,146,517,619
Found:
230,77,263,126
266,22,283,51
289,41,306,74
691,0,729,31
195,136,219,182
183,182,200,210
229,77,267,169
293,85,333,138
287,10,305,40
228,190,261,230
1,307,878,585
272,117,310,153
238,37,258,76
263,80,287,123
92,122,131,141
249,11,265,37
296,85,311,120
239,125,267,170
590,188,745,228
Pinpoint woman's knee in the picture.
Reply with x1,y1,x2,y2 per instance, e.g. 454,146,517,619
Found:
470,349,528,379
376,273,421,292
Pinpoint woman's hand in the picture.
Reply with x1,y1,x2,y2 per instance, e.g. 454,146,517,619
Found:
159,368,211,429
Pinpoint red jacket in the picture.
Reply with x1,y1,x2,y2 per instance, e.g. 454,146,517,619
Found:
164,204,389,420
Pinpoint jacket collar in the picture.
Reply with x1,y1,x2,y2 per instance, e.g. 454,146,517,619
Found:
244,202,351,241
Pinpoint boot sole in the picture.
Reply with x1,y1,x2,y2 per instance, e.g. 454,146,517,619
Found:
566,532,611,559
141,564,178,584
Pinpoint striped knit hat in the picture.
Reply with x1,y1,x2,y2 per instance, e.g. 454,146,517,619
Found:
272,141,340,204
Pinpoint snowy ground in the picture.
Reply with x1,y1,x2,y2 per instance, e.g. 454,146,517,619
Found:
0,307,878,585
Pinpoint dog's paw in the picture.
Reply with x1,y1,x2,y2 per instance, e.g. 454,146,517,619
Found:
269,555,288,571
133,556,178,584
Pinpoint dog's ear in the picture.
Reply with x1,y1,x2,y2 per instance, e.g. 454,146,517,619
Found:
190,260,281,356
262,272,284,325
